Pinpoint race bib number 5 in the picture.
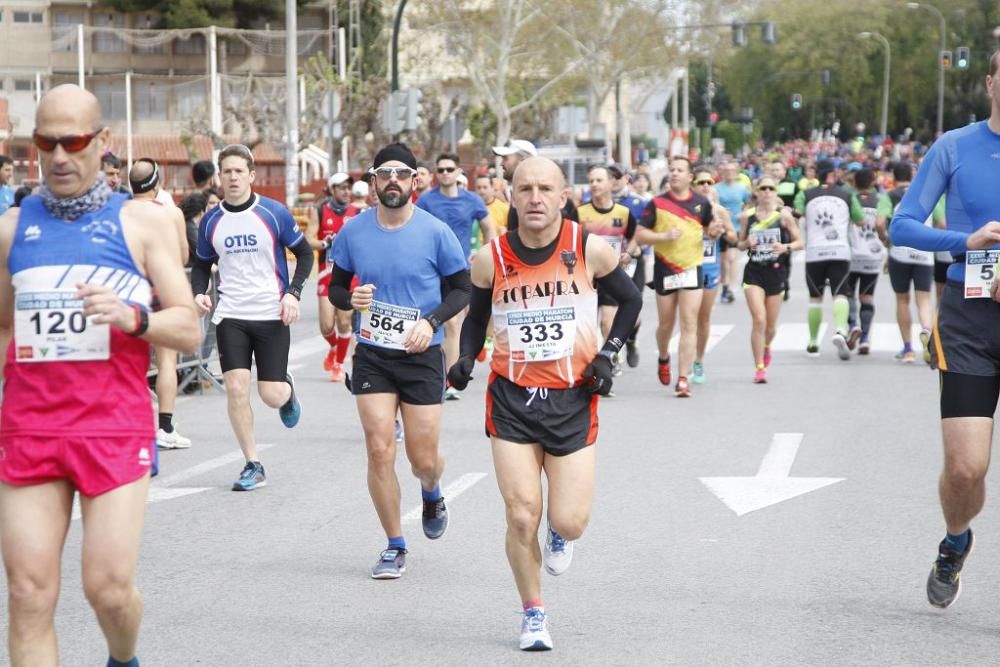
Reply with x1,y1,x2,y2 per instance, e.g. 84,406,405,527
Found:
964,250,1000,299
506,306,576,362
360,300,420,350
14,290,110,362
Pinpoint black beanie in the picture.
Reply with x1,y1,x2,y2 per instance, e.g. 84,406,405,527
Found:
372,143,418,170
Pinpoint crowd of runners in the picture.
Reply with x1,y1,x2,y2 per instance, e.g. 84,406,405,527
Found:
1,50,1000,663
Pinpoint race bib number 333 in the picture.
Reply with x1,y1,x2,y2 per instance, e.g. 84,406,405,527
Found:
506,306,576,362
14,290,110,362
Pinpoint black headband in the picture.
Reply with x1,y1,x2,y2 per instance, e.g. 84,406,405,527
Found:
130,159,160,194
372,143,417,170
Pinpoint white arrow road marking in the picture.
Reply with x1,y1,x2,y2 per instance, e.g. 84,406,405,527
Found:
668,324,734,356
72,444,277,521
699,433,843,516
867,323,929,352
402,472,489,524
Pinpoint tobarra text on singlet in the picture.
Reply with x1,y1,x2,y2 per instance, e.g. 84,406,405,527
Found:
490,221,598,389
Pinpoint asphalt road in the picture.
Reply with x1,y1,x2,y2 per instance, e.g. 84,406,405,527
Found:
4,256,999,665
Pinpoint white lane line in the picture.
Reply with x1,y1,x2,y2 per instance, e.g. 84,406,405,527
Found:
768,322,828,352
153,443,276,487
71,443,277,521
288,335,328,363
401,472,489,524
867,322,927,352
667,324,734,356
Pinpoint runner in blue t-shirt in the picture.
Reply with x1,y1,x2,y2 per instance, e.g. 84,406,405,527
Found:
890,53,1000,612
416,152,493,399
714,161,751,303
328,143,471,580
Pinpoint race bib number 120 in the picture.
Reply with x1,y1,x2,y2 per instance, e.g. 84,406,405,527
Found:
14,290,110,362
360,300,420,349
964,250,1000,299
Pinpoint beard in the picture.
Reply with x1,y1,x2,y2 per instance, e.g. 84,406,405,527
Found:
376,183,412,208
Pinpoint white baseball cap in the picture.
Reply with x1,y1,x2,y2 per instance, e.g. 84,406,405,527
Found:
351,181,369,198
492,139,537,157
328,172,351,187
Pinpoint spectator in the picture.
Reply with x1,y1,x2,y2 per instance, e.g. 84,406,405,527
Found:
192,160,218,190
0,155,16,214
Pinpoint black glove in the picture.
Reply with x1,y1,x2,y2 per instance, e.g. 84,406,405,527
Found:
582,353,614,396
447,355,476,391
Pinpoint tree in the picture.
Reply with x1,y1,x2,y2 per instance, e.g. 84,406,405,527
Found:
97,0,309,29
412,0,587,147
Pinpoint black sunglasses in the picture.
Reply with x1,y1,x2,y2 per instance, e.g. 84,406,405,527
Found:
437,167,457,174
694,179,714,186
758,186,776,192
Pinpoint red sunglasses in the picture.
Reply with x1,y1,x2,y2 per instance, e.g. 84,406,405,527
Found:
32,128,104,153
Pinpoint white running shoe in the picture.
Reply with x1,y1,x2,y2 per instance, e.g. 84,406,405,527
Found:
543,525,574,576
519,607,553,651
156,428,192,450
444,386,461,401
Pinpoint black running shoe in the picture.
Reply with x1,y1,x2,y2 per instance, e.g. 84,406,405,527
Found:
927,530,974,608
625,340,640,368
422,497,449,539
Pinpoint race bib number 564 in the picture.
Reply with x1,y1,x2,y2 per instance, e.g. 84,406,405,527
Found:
14,290,109,362
360,300,420,350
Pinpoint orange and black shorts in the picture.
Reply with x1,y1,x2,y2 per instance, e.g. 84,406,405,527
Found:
933,281,1000,418
485,372,598,457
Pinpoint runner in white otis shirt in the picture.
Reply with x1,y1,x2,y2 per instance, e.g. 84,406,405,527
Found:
190,143,314,492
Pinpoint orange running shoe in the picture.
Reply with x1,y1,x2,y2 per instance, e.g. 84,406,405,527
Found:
657,357,671,386
323,349,336,372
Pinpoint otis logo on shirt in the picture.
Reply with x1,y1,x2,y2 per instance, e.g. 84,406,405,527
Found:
224,234,258,251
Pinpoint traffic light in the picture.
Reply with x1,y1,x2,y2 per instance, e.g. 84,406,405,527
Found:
708,111,719,126
791,93,802,111
404,87,423,131
761,22,776,45
940,50,953,69
731,23,747,48
957,46,970,70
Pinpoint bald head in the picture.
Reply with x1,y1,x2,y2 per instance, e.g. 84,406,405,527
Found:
35,84,110,199
37,84,102,131
128,159,159,199
511,157,568,234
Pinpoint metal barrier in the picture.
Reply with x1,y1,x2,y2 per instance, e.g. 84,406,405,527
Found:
147,269,224,394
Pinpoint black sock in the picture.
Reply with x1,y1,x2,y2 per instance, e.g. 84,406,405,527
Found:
860,303,875,337
658,356,670,365
158,413,173,433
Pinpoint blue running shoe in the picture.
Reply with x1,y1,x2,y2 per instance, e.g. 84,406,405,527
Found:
371,548,406,579
279,373,301,428
232,461,266,491
519,607,553,651
422,497,449,540
543,524,574,576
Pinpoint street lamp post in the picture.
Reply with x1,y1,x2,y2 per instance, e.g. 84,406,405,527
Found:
906,2,946,136
859,32,890,140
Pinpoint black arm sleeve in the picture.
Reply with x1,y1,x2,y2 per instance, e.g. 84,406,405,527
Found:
459,284,492,358
425,269,471,331
285,238,314,299
625,211,637,241
190,256,214,295
327,264,355,310
595,267,642,353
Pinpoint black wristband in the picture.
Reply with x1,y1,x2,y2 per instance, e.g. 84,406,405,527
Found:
128,304,149,337
285,285,302,300
424,314,442,333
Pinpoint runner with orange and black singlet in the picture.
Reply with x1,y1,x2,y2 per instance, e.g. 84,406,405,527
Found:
576,164,638,378
634,156,721,397
447,157,640,651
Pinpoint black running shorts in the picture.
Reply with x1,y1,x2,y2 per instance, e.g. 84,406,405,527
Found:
847,271,879,298
743,262,788,297
934,259,951,285
216,318,290,381
485,372,598,457
889,258,933,294
351,342,445,406
804,260,851,298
